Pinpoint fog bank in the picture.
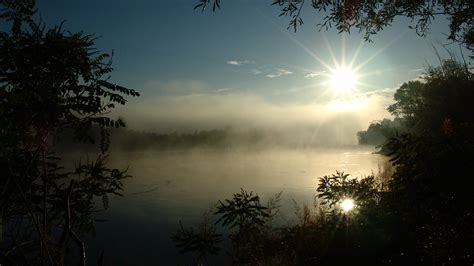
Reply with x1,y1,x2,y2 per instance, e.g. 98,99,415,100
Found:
114,82,394,145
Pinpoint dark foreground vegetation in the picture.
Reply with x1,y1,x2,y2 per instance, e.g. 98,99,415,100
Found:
1,1,138,264
2,0,474,265
174,60,474,265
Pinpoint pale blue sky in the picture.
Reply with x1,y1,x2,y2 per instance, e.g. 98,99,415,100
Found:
38,1,458,95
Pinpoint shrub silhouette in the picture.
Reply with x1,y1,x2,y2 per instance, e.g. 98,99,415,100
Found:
0,1,138,264
214,188,270,230
172,217,222,265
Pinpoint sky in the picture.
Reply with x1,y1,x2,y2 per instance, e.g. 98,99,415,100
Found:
37,0,466,141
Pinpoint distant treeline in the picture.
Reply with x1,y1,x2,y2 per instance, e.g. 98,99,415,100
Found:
56,124,364,152
356,118,405,146
56,127,312,151
112,128,245,150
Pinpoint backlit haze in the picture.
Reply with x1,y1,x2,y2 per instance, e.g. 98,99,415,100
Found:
39,0,460,145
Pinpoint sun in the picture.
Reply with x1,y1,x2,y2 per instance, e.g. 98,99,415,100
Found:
340,198,355,213
277,31,400,108
329,67,358,95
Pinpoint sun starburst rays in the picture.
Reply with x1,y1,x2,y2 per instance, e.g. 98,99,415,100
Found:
264,14,407,111
280,31,407,110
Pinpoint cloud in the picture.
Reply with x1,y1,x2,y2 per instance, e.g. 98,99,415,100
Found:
227,60,241,66
304,71,325,79
251,69,262,75
215,88,232,93
412,74,427,82
361,87,397,97
226,60,255,66
266,68,293,78
357,87,396,112
226,61,295,79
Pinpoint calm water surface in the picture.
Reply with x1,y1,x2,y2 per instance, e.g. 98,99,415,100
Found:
85,146,386,265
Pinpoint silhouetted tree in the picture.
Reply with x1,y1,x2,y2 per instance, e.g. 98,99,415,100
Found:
381,59,474,265
357,118,403,146
172,217,222,265
388,81,425,123
0,1,139,264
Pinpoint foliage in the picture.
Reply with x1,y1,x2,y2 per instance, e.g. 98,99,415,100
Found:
387,81,425,122
174,172,392,265
317,171,379,210
0,13,139,149
384,59,474,135
357,118,403,146
359,59,474,149
173,189,280,265
195,0,474,52
214,188,269,230
194,0,220,12
70,126,349,151
172,217,222,265
0,1,138,264
272,0,305,32
265,191,283,224
99,128,232,151
376,59,474,265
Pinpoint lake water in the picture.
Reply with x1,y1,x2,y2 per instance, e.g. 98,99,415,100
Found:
84,146,386,265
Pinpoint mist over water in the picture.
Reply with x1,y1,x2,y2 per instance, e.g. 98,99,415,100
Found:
114,85,394,145
85,146,386,264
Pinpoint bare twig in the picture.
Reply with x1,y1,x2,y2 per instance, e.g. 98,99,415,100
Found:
41,149,47,266
10,171,54,265
98,250,105,266
61,180,86,266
